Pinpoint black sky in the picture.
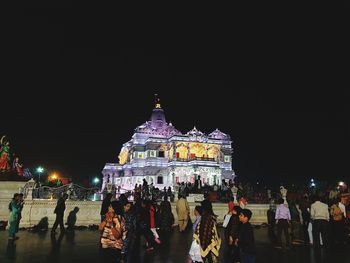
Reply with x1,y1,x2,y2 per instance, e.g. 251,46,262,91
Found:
2,8,348,186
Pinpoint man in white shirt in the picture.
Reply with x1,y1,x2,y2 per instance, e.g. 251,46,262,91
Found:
310,196,329,247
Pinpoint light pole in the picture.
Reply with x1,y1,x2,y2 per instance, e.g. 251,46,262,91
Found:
93,177,100,185
93,177,100,201
37,166,44,186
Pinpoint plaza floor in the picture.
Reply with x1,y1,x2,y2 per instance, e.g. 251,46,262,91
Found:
0,226,349,263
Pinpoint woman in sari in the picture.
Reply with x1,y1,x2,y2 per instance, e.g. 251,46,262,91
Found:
8,193,20,241
193,200,221,263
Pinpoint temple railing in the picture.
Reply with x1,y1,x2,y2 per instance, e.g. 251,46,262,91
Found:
32,184,100,200
175,157,216,162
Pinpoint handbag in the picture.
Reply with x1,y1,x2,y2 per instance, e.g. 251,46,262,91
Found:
189,240,203,262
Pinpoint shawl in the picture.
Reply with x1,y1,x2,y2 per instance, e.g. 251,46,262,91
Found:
193,215,221,257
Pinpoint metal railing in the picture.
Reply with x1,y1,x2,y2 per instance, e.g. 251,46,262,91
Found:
32,184,100,201
175,157,216,162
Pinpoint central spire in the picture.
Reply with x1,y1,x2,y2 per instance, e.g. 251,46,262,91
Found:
154,93,161,109
150,94,166,127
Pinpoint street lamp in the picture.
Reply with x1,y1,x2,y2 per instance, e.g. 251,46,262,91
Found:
93,177,100,185
51,173,58,180
37,166,44,186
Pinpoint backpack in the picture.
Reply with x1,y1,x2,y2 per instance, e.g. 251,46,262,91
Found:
332,204,343,221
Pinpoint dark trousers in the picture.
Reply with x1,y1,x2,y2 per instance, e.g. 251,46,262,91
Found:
16,214,22,233
276,219,290,246
332,220,345,245
52,213,65,232
231,246,240,263
240,251,255,263
312,219,329,247
139,222,155,247
302,219,310,244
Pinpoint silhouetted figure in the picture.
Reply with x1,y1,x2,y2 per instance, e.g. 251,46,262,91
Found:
159,196,174,232
16,193,24,233
52,193,68,234
66,207,79,231
31,217,49,232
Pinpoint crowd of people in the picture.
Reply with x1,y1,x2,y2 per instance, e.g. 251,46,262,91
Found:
97,190,258,263
267,193,349,249
6,177,349,263
98,191,175,262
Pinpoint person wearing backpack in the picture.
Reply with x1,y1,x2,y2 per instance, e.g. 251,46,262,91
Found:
330,198,345,245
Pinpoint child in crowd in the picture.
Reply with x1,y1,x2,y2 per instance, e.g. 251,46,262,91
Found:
237,209,256,263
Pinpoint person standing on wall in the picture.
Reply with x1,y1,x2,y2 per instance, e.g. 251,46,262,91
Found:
52,193,68,234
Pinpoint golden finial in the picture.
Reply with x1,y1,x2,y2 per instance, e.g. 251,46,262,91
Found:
154,93,161,109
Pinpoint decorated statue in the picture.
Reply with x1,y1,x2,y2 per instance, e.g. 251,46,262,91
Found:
231,184,238,203
0,135,11,172
13,156,24,176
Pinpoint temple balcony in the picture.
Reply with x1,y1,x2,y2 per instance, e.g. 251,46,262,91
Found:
175,157,216,162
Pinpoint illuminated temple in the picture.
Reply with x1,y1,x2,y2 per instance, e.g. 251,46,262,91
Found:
101,97,235,192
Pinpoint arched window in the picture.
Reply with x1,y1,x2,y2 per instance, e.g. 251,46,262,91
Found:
157,176,163,184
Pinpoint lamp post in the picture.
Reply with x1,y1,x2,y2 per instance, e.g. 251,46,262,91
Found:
93,177,100,185
36,166,44,187
93,177,100,201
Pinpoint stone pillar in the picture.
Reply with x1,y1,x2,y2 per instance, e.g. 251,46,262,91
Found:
187,143,191,160
173,142,177,160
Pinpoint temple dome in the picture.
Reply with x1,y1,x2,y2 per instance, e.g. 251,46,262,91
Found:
135,97,182,137
186,126,205,137
208,129,230,140
135,121,181,137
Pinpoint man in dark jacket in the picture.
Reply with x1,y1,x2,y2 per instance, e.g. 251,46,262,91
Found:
52,193,68,234
225,206,242,263
237,209,256,263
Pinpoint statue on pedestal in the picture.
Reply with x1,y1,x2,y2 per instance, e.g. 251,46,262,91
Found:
0,135,11,172
280,186,288,205
231,184,238,204
13,157,24,176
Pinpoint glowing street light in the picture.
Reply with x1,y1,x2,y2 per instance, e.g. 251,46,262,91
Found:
93,177,100,184
36,166,44,186
51,173,58,180
339,181,345,187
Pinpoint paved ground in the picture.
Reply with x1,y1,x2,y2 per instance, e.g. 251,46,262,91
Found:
0,226,349,263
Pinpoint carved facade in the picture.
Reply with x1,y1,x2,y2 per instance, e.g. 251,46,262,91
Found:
102,97,235,191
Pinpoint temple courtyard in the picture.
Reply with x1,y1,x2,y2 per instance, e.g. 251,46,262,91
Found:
1,226,348,263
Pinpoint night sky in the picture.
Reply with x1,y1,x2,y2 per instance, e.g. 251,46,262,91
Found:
2,8,348,186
